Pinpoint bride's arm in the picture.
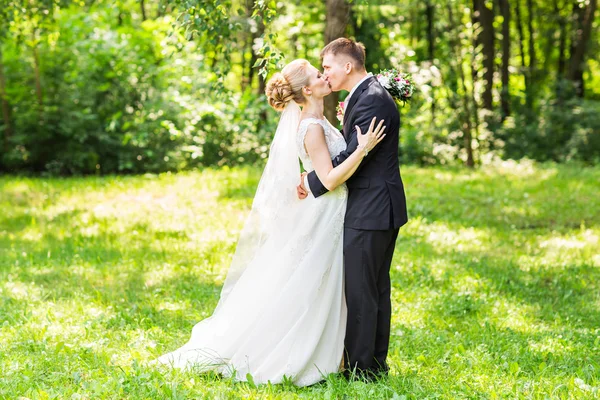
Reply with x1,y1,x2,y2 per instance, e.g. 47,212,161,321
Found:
304,120,384,192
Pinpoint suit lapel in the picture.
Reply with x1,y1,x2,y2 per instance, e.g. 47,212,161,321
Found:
343,76,376,139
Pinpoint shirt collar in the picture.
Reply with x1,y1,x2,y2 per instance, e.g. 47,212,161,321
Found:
345,73,373,106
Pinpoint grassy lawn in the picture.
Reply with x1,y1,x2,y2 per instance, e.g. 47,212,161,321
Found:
1,162,599,399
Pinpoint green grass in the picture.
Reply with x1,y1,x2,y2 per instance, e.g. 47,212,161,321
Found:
1,162,599,399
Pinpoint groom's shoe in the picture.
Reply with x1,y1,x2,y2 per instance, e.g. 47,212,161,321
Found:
342,367,388,382
341,368,357,381
368,368,389,381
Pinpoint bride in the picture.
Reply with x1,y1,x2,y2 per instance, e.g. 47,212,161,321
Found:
156,59,385,386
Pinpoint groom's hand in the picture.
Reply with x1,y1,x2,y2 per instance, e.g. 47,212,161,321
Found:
297,172,308,199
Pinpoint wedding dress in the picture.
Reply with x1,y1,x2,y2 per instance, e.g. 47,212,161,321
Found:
156,102,349,387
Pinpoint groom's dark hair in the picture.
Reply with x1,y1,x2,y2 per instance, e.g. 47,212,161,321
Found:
321,38,366,71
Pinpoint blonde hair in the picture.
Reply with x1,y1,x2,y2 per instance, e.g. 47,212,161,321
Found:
265,59,311,111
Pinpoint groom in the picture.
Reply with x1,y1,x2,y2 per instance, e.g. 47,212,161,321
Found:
297,38,408,379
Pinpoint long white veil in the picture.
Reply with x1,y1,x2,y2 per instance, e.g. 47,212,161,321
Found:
215,101,302,310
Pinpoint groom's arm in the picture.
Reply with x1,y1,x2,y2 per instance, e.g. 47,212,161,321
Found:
307,100,390,198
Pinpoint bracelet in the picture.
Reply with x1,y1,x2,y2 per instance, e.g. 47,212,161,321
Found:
358,145,368,157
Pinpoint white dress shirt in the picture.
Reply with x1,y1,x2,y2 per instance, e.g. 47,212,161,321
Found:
343,73,373,112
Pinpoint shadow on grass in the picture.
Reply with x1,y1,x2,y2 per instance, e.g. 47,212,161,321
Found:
396,223,600,329
387,228,599,393
388,322,598,398
1,212,226,337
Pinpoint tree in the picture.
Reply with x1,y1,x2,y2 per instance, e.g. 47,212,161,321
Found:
526,0,537,109
0,1,15,152
567,0,598,96
555,0,568,80
499,0,511,119
324,0,350,124
10,0,66,119
473,0,495,110
448,1,475,167
425,0,436,120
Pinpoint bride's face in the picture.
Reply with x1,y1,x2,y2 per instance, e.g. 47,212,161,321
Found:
305,65,332,99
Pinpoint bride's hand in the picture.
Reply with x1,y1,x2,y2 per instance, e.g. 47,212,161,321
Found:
356,117,386,154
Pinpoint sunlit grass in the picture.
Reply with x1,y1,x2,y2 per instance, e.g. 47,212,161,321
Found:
1,163,599,399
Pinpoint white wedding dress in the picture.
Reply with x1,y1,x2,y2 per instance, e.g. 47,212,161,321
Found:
156,105,349,387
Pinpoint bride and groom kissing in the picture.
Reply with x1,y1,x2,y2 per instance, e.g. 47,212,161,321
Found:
155,38,408,387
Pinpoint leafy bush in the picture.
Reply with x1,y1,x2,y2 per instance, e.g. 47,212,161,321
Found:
499,95,600,164
0,5,278,175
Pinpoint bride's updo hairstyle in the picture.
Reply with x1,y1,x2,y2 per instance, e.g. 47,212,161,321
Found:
265,59,311,111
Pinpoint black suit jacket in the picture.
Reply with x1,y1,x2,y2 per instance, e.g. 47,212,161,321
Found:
307,76,408,230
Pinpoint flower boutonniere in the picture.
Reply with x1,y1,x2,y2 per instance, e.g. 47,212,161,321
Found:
336,101,345,123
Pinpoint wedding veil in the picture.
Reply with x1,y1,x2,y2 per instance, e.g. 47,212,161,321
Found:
215,101,302,310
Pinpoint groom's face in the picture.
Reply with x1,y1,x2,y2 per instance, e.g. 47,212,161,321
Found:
322,53,350,92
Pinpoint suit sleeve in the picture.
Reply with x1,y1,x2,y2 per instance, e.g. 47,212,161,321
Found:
307,97,393,198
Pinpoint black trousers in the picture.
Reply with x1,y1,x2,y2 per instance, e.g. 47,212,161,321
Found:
343,227,400,374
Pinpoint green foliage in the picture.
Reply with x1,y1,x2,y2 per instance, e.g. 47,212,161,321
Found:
196,90,277,167
499,92,600,163
1,164,599,398
8,9,167,173
0,2,280,174
0,0,599,174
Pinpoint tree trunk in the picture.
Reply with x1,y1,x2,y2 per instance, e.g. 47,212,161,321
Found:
471,0,479,90
253,22,265,96
425,0,436,121
291,33,299,59
469,33,480,161
241,0,254,92
140,0,147,21
525,0,536,109
473,0,495,110
409,7,418,49
0,46,12,152
257,72,267,129
515,0,527,72
414,5,422,49
499,0,511,119
242,35,254,92
324,0,350,125
469,0,481,147
448,3,475,167
568,0,597,96
556,0,567,78
526,0,537,75
241,33,250,91
567,1,584,94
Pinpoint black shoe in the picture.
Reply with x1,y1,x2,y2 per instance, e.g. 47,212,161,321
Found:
342,367,387,382
367,368,389,382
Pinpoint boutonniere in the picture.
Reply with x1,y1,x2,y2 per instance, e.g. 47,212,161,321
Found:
336,101,345,123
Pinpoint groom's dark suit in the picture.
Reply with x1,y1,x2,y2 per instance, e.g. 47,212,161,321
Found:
307,76,408,375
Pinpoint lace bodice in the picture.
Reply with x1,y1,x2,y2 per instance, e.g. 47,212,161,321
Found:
296,118,346,173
